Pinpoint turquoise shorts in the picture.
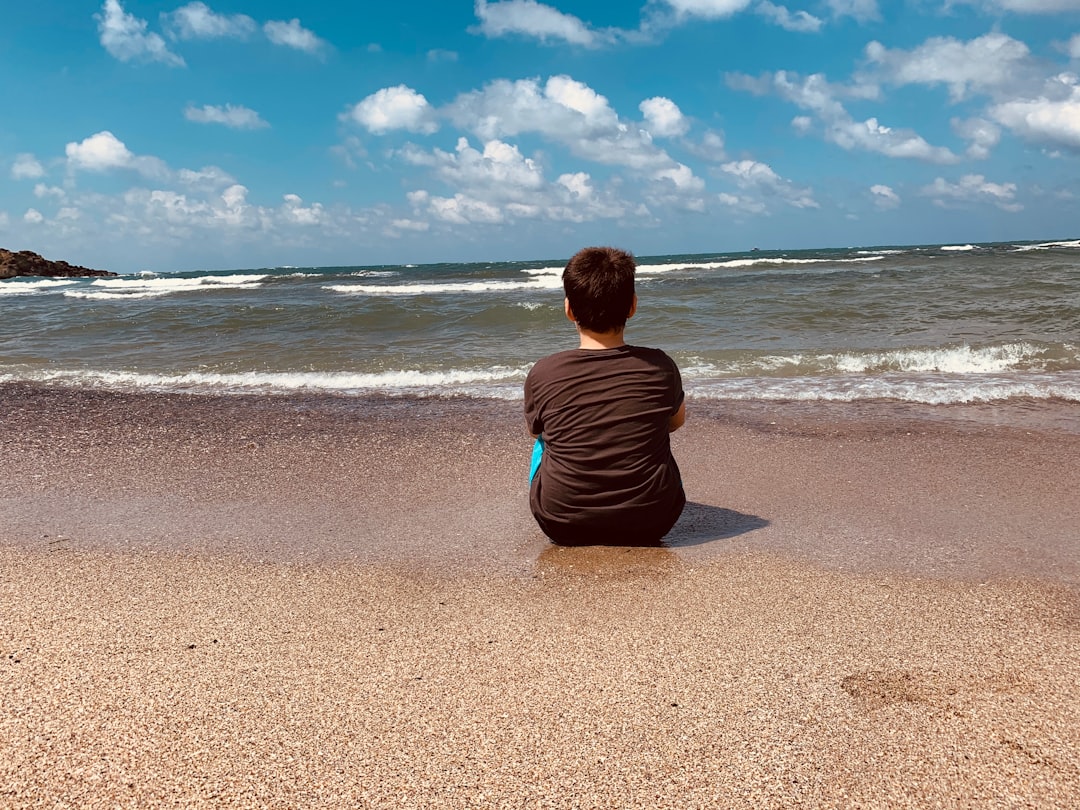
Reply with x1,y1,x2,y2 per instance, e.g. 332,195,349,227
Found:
529,437,544,484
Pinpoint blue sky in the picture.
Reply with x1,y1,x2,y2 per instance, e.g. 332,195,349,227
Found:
3,1,1080,272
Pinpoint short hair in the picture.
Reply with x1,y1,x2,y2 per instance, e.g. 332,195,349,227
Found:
562,246,636,334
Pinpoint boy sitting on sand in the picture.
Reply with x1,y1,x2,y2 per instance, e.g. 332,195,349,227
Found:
525,246,686,545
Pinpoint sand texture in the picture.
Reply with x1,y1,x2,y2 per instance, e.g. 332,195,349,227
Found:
2,384,1079,807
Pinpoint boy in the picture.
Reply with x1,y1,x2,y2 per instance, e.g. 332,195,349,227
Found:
524,246,686,545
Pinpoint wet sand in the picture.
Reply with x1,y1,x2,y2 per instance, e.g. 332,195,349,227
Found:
2,384,1079,806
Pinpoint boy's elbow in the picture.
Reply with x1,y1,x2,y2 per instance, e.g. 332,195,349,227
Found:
668,401,686,432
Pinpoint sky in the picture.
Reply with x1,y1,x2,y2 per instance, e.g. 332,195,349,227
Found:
3,1,1080,272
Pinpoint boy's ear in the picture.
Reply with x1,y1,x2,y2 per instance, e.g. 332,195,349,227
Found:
564,297,575,322
627,294,637,320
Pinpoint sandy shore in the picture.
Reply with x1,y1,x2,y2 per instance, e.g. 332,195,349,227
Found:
2,384,1079,807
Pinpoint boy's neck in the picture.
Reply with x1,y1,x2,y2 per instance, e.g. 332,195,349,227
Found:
577,326,627,350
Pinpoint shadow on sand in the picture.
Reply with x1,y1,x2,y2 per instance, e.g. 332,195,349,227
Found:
533,503,769,581
662,502,770,548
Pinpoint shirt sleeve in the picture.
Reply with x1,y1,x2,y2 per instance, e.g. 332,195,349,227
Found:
524,366,544,436
669,354,684,412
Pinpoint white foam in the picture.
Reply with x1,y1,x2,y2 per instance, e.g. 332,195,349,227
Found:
8,365,531,396
326,277,562,295
688,372,1080,405
62,273,267,300
0,279,79,295
941,244,977,251
1012,239,1080,251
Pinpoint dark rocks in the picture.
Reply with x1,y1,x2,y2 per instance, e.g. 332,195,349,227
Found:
0,248,116,279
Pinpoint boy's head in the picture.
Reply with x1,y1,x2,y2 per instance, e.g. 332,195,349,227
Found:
562,246,636,334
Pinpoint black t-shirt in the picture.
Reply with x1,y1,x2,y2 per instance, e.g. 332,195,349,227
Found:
524,345,685,544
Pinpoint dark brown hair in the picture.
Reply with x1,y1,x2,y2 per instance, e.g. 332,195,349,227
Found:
562,246,636,333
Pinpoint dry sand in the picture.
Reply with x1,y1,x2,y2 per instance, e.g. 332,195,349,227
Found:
2,384,1079,807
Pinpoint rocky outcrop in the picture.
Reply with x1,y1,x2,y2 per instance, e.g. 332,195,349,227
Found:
0,248,116,279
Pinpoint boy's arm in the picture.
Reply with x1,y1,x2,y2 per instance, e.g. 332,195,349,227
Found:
668,398,686,432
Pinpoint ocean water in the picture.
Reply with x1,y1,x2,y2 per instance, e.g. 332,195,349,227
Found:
2,239,1079,410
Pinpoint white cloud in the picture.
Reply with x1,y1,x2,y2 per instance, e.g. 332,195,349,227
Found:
427,49,459,62
264,18,327,53
640,97,689,137
177,166,237,190
163,2,256,40
184,103,269,129
281,194,325,225
1070,34,1080,59
952,117,1001,159
990,80,1080,150
473,0,611,46
966,0,1080,12
822,0,879,21
65,131,135,171
921,174,1022,211
685,130,727,161
34,184,66,200
754,2,822,32
870,184,900,209
399,137,630,225
832,117,959,162
721,159,818,208
344,86,438,135
730,70,959,163
11,154,45,180
65,131,169,178
389,218,430,233
864,33,1035,102
24,209,45,224
97,0,185,67
445,75,683,175
662,0,754,19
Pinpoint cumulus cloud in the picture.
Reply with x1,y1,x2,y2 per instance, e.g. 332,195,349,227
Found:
177,166,237,190
921,174,1022,211
34,184,66,200
473,0,614,46
963,0,1080,12
264,18,327,53
952,117,1001,159
97,0,185,66
445,75,689,177
343,86,439,135
65,131,136,171
399,137,630,225
870,183,900,209
729,70,959,163
65,131,168,178
640,97,690,137
281,194,325,225
163,2,256,40
662,0,755,19
1069,34,1080,59
427,49,459,62
990,79,1080,150
822,0,879,21
754,2,823,32
11,154,45,180
184,103,269,129
864,33,1035,102
721,159,818,208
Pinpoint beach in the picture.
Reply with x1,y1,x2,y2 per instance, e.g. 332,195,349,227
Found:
2,384,1079,807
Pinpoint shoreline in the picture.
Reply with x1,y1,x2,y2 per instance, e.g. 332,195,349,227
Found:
3,383,1079,805
2,381,1078,582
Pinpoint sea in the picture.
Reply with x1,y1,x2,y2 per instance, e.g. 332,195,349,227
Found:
3,239,1079,425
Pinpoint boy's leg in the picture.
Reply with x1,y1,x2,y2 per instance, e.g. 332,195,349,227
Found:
529,437,544,484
